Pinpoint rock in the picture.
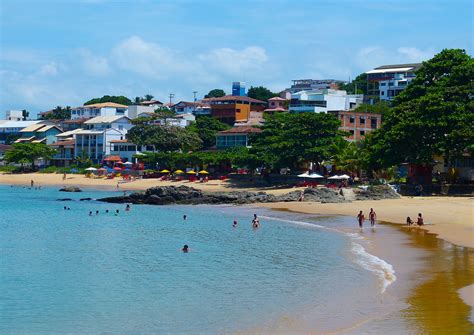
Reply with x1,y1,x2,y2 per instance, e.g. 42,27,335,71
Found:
354,185,400,200
59,186,82,192
340,188,356,201
80,198,92,201
57,198,72,201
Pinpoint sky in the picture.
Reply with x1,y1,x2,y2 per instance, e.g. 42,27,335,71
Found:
0,0,472,117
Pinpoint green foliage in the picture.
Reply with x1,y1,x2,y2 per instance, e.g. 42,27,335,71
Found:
42,106,71,120
354,101,391,116
329,137,362,173
84,95,132,106
338,73,367,94
364,49,474,170
251,113,346,169
4,143,57,169
247,86,278,101
75,152,93,168
5,133,21,145
188,116,230,148
22,110,29,120
127,125,202,152
205,89,226,98
154,107,176,119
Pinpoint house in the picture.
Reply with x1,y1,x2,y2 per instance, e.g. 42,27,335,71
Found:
15,123,63,145
216,126,262,149
127,105,155,119
171,101,211,115
0,144,12,165
70,102,128,120
0,120,45,144
289,89,363,113
140,100,163,109
74,116,133,163
366,63,422,101
329,110,382,141
153,114,196,128
60,118,88,131
5,110,25,121
207,95,266,125
264,97,287,113
49,129,85,166
286,79,345,94
109,140,157,163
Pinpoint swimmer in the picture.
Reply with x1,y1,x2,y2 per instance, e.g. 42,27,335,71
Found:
182,244,189,253
105,209,109,213
67,207,71,210
96,210,99,215
126,204,130,211
233,220,238,228
64,206,67,210
89,211,93,216
183,214,187,220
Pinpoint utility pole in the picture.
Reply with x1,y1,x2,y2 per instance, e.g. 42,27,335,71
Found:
169,93,174,106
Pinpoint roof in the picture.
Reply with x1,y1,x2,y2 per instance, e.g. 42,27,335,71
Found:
80,102,128,109
50,139,75,147
375,63,422,70
75,130,105,135
0,120,41,129
20,124,61,133
268,97,286,101
15,136,35,143
103,155,122,161
366,63,422,74
140,100,163,106
172,101,210,108
84,116,130,124
263,107,287,112
109,139,130,143
36,125,61,133
56,129,84,137
32,138,47,143
217,126,262,135
62,118,89,124
206,95,266,104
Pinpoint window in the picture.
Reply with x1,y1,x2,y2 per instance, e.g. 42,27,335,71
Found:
118,125,124,130
350,130,354,135
349,117,355,123
381,91,385,96
360,117,365,124
371,118,377,129
380,82,386,86
360,130,365,136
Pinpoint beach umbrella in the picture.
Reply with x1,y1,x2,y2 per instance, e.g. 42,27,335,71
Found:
339,174,350,179
328,175,341,180
187,170,196,174
297,172,310,178
98,167,107,171
85,167,97,171
308,173,324,178
198,170,209,174
123,161,133,166
174,169,184,174
113,167,123,171
160,169,170,173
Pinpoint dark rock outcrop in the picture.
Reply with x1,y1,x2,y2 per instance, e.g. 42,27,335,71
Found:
57,198,73,201
59,186,82,192
354,185,400,200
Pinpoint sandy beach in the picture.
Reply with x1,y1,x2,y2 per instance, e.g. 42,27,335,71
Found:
2,172,473,248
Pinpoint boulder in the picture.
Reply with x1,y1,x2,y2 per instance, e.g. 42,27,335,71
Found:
59,186,82,192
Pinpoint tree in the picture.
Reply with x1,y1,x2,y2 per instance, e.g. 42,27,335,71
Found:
84,95,132,106
21,109,29,121
247,86,278,101
205,89,226,98
144,94,154,101
329,137,361,173
251,113,346,169
354,101,391,117
127,125,202,152
338,73,367,95
188,116,230,148
364,49,474,170
42,106,71,120
4,143,57,169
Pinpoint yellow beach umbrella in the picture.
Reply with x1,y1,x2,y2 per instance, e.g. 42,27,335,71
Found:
160,169,170,173
198,170,209,174
174,169,184,174
186,170,196,174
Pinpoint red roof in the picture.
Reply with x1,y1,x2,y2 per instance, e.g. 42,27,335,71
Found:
268,97,286,101
109,139,130,143
217,126,262,134
49,140,75,147
62,118,89,124
103,155,122,161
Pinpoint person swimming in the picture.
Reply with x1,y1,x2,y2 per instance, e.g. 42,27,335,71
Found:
96,210,99,215
182,244,189,253
64,206,67,210
233,220,238,228
105,209,109,213
183,214,187,220
89,211,93,216
126,204,130,211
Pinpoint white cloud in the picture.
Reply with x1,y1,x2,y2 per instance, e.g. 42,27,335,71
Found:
38,62,59,76
397,47,435,63
355,46,436,71
78,49,110,76
198,46,268,75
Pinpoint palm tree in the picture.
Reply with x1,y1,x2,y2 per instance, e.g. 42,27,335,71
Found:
329,138,361,174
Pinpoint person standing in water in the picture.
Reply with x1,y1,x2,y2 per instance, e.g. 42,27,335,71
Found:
183,214,187,221
125,204,130,211
182,245,189,253
30,180,34,188
369,208,377,227
252,214,260,228
233,220,238,228
357,211,365,228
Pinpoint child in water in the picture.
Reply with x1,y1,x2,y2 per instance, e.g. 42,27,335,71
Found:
182,245,189,253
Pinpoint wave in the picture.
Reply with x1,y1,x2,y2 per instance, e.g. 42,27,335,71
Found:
259,214,397,292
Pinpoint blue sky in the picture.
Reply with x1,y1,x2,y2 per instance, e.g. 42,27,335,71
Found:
0,0,472,117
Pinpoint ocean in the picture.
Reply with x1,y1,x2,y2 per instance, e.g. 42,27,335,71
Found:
0,185,401,334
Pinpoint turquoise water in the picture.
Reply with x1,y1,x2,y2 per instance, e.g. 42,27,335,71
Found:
0,185,391,333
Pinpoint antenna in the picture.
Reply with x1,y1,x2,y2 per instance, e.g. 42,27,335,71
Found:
169,93,175,106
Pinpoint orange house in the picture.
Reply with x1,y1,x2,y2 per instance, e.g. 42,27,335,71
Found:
207,96,266,125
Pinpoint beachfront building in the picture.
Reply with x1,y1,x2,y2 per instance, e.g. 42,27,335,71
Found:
60,118,88,131
216,126,262,149
109,140,157,162
0,120,44,144
366,63,422,101
286,79,345,94
153,113,196,127
171,101,211,115
70,102,128,120
74,116,133,163
232,82,246,96
264,97,287,113
329,110,382,141
207,96,266,125
15,123,63,145
49,129,85,166
289,89,363,113
5,110,25,121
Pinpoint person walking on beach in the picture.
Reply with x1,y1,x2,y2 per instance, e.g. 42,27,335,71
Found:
369,208,377,227
30,180,34,188
63,173,67,181
357,211,365,228
416,213,424,226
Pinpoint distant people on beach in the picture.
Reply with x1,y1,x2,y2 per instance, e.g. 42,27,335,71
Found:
357,211,365,228
416,213,424,226
30,180,34,188
63,173,67,181
406,217,414,226
298,191,304,202
415,184,424,196
369,208,377,227
182,244,189,253
233,220,238,228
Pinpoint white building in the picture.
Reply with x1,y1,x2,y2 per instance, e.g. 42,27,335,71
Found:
108,140,157,163
366,63,422,101
0,120,43,144
289,89,363,113
74,116,133,163
127,105,155,119
172,101,211,115
5,110,24,121
70,102,128,120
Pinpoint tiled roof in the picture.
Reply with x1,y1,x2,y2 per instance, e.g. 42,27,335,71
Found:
80,102,128,108
84,116,130,124
62,118,89,124
206,95,266,104
217,126,262,134
109,139,130,143
50,139,75,147
268,97,286,101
